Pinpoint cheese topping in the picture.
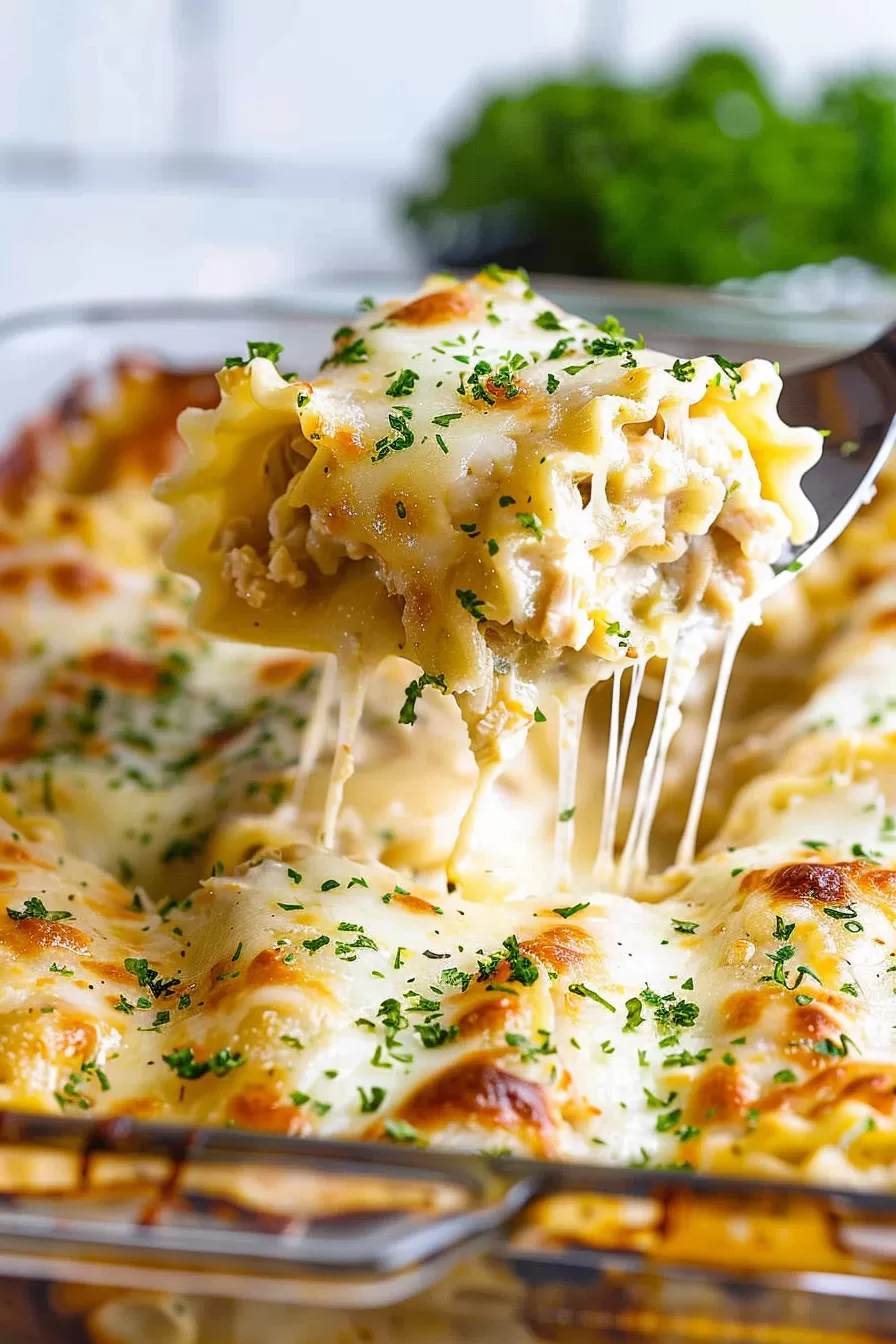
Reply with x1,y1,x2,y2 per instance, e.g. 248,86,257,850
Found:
157,271,820,795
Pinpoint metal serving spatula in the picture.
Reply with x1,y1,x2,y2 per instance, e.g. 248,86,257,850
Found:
593,324,896,891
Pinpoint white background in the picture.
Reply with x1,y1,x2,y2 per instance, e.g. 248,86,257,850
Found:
1,0,895,312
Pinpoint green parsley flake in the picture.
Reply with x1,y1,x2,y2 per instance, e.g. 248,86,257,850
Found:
456,589,486,621
7,897,73,923
667,358,696,382
385,369,419,398
552,902,590,919
516,511,544,541
569,983,615,1012
398,672,448,726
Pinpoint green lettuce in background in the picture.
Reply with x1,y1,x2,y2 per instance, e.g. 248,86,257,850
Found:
405,51,896,286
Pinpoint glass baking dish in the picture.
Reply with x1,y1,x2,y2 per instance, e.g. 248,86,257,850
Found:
1,284,896,1344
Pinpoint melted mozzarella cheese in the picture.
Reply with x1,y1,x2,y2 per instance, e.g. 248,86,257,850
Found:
157,272,820,796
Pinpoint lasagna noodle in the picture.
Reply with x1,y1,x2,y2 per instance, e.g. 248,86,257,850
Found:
156,272,821,806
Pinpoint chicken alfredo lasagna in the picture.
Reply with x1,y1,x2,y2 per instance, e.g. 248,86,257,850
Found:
0,279,893,1341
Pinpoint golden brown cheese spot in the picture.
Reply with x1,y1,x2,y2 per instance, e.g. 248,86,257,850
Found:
859,865,896,900
689,1064,760,1124
0,566,29,595
0,839,55,869
110,1094,164,1120
79,648,160,694
454,993,520,1041
52,1015,99,1062
742,862,849,903
256,656,312,687
784,1002,848,1068
721,989,767,1031
0,915,91,958
244,947,309,990
88,959,145,986
390,891,442,916
396,1054,554,1153
0,702,45,760
388,285,482,327
225,1085,311,1136
49,561,113,600
53,504,83,529
0,414,70,513
870,607,896,633
0,361,219,508
0,868,18,886
765,1063,896,1119
520,923,597,977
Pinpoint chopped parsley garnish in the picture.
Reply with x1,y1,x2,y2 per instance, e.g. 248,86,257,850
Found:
383,1118,425,1145
506,1029,557,1062
358,1085,386,1113
416,1022,459,1049
385,368,419,398
456,589,486,621
605,620,631,647
287,868,303,885
761,945,821,991
822,903,863,934
558,807,576,823
774,916,795,940
546,337,574,360
534,310,564,331
516,511,544,540
49,963,73,976
813,1033,859,1059
644,1087,677,1109
667,358,696,382
534,707,547,723
320,879,340,891
671,919,699,935
440,966,473,992
656,1108,682,1133
123,957,181,999
569,983,615,1011
280,1034,304,1049
711,353,743,396
162,1046,245,1079
224,340,284,368
553,902,590,919
623,997,644,1032
641,985,699,1031
546,373,560,394
303,935,330,954
432,412,462,428
477,935,539,987
372,408,415,462
773,1068,797,1084
7,897,73,922
322,337,369,368
398,671,448,725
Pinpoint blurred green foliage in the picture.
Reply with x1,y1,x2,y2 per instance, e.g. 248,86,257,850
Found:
405,51,896,285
